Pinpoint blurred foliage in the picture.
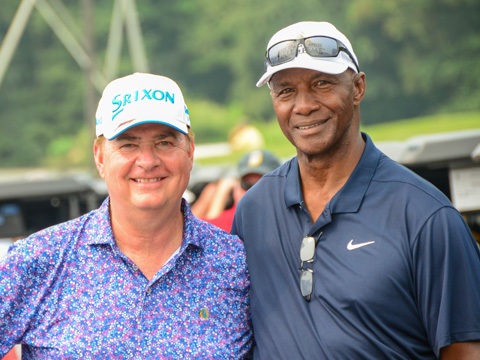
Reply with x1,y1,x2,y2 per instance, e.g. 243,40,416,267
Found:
195,111,480,166
0,0,479,168
350,0,480,120
187,101,246,143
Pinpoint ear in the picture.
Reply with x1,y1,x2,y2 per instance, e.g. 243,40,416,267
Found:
188,139,195,171
93,140,106,179
353,72,366,106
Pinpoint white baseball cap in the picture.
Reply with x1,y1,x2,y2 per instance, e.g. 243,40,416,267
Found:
95,73,191,140
257,21,359,87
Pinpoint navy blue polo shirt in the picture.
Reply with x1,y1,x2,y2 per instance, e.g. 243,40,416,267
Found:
232,133,480,360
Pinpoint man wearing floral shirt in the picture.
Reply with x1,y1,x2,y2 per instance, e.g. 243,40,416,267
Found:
0,73,252,359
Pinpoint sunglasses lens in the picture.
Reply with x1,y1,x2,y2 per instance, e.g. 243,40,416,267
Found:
300,270,313,298
266,36,356,70
300,236,316,262
267,40,298,66
304,37,339,57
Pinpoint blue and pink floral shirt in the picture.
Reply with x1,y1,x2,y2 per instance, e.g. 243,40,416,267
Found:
0,198,252,359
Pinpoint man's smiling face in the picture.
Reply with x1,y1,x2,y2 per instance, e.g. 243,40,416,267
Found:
94,122,194,214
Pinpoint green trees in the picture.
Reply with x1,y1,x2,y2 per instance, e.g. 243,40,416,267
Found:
0,0,479,167
350,0,480,123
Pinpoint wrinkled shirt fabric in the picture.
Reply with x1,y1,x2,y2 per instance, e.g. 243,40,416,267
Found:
1,198,252,359
232,133,480,359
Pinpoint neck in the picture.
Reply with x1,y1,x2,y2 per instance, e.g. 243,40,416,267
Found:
109,199,185,280
297,134,365,221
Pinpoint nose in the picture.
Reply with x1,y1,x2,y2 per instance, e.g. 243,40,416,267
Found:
136,145,160,170
293,89,320,116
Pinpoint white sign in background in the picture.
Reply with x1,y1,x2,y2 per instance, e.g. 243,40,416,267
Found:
449,167,480,212
0,238,14,261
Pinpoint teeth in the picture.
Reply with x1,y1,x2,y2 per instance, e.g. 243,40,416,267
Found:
298,122,321,130
135,178,161,183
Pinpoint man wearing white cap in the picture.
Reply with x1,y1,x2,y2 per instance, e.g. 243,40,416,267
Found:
0,73,252,358
232,22,480,359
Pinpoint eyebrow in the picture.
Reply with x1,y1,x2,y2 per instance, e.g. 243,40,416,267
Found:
115,131,178,142
273,81,292,88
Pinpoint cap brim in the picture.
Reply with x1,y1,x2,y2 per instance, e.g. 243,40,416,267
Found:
104,119,188,140
256,56,350,87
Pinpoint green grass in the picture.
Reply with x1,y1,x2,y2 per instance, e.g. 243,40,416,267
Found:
362,111,480,142
194,111,480,166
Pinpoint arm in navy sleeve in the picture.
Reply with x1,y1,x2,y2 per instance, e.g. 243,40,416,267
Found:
413,206,480,357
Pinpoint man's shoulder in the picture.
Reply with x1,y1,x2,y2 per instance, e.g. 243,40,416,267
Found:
187,219,248,280
9,210,97,260
374,153,452,207
0,211,98,284
187,213,245,251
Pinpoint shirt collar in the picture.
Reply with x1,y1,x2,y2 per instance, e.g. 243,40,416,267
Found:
181,199,204,249
284,133,381,214
85,197,115,246
85,197,204,249
284,156,303,208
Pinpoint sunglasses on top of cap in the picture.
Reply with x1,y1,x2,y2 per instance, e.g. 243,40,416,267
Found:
265,36,359,73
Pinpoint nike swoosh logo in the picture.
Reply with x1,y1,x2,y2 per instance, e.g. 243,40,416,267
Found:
347,239,375,250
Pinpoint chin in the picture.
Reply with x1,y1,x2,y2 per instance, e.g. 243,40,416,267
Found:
130,196,165,210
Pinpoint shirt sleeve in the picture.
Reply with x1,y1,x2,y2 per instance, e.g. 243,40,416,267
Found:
230,217,240,237
230,197,244,239
413,206,480,357
232,260,253,357
0,236,53,355
217,233,253,357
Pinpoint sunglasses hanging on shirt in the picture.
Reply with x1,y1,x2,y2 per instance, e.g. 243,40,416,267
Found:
299,231,323,301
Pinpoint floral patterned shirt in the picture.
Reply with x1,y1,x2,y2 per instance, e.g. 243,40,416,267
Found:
0,198,252,359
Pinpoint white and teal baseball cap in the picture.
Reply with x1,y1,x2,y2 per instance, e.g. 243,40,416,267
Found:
95,73,190,140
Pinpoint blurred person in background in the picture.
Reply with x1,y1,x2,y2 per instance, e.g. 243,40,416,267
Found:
193,150,281,232
232,21,480,359
0,73,252,359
